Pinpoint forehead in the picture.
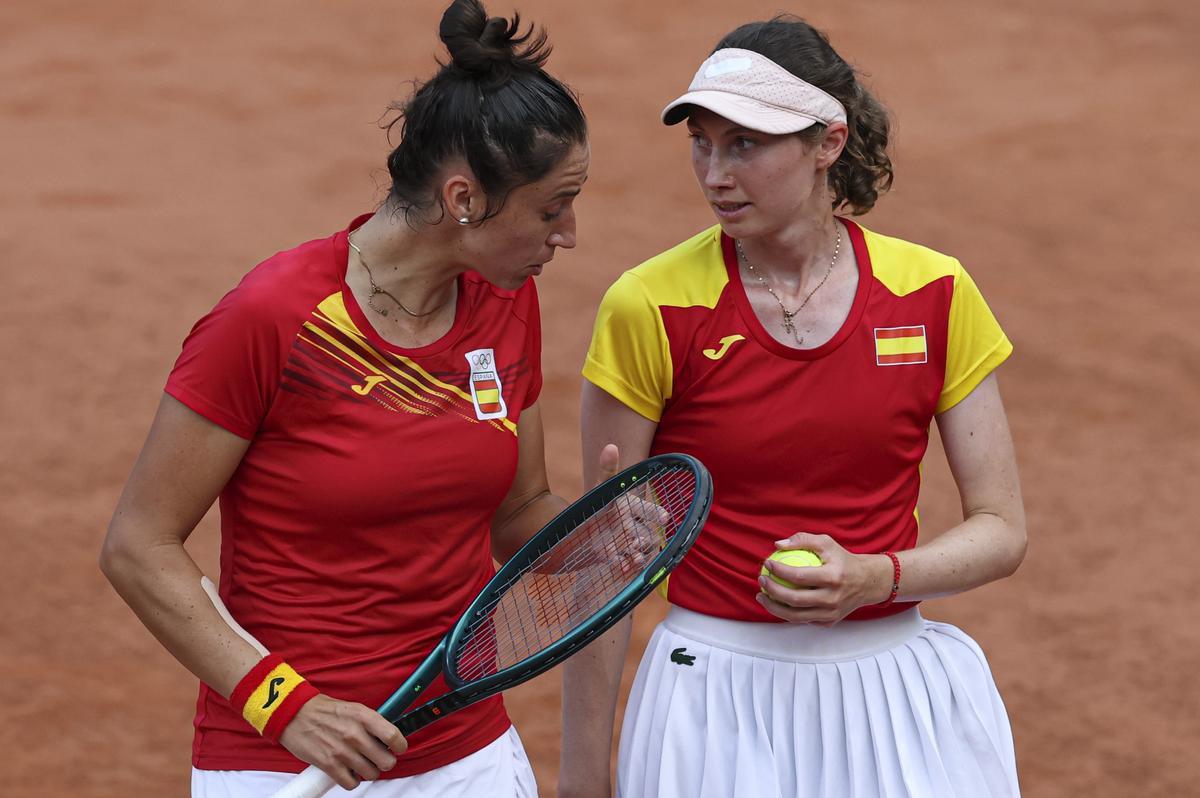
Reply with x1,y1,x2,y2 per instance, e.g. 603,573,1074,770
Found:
518,142,590,198
548,142,590,180
685,107,754,135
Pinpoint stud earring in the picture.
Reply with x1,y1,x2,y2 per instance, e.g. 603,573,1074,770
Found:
457,216,470,225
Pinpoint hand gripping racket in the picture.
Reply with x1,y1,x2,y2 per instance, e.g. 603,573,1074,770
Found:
269,452,712,798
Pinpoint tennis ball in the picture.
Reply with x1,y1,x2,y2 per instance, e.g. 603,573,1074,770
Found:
760,549,822,589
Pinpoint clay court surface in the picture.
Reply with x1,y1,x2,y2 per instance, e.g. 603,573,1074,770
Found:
3,0,1197,795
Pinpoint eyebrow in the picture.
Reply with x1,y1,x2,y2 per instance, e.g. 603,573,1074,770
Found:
687,122,756,137
548,176,587,201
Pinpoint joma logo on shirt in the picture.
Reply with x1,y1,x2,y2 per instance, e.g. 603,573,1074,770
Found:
351,375,387,395
702,335,746,361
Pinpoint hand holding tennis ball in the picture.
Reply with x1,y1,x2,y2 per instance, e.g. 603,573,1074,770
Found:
760,548,822,589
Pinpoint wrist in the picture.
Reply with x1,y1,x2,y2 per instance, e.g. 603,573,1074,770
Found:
230,653,320,743
874,552,901,607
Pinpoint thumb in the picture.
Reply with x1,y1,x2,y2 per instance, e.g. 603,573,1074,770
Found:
386,727,408,756
597,443,620,482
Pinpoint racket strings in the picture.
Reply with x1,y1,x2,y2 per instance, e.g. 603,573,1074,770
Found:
453,467,697,682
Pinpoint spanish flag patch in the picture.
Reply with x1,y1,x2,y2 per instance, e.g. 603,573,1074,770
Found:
465,347,508,420
874,325,927,366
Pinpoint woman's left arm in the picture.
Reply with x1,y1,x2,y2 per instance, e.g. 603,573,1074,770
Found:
489,401,568,564
760,373,1027,620
879,371,1027,601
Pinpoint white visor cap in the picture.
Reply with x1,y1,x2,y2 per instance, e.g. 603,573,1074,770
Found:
662,48,847,134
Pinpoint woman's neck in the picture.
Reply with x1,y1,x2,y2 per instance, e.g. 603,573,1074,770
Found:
349,210,461,319
738,212,842,289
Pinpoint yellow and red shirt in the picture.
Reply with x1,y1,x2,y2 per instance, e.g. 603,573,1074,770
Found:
584,220,1011,621
166,215,540,775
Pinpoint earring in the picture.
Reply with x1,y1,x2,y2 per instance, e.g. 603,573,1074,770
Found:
457,217,470,225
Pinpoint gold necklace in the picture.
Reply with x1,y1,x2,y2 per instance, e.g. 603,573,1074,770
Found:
348,234,451,319
737,225,841,347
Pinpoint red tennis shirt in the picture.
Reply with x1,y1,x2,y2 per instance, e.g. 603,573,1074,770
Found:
165,215,541,775
583,220,1011,622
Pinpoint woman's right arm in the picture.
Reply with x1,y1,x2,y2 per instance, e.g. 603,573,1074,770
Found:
558,381,658,798
99,394,404,789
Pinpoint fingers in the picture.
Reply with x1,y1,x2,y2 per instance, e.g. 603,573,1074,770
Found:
774,531,835,555
597,443,619,483
280,698,405,790
758,533,863,624
322,718,396,788
363,711,407,757
755,588,845,624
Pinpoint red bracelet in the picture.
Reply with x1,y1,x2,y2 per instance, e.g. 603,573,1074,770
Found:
878,551,901,607
230,653,320,743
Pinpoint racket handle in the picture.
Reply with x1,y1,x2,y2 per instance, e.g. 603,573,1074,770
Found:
268,765,337,798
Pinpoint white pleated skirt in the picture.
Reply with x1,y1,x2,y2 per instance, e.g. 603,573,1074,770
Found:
192,726,536,797
617,607,1019,798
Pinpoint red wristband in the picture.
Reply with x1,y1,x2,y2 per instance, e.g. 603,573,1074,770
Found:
230,653,319,742
878,551,901,607
230,653,284,710
260,680,320,743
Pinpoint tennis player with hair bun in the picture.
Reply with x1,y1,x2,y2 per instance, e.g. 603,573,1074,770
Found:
561,14,1026,798
100,1,594,795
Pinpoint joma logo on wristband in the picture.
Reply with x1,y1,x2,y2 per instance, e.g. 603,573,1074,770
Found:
230,654,320,741
263,676,287,709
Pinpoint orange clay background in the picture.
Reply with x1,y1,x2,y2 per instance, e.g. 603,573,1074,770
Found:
2,1,1197,795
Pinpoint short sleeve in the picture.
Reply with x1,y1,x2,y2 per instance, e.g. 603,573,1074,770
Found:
520,280,543,409
164,279,285,439
582,271,672,422
937,263,1013,413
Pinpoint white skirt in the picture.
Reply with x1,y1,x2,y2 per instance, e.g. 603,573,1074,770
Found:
617,607,1019,798
192,725,537,797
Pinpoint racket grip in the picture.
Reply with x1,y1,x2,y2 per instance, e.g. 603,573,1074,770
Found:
268,765,337,798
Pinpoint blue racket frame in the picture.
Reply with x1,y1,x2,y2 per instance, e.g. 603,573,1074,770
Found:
376,453,712,735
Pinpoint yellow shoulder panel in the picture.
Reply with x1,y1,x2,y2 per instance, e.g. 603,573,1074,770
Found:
861,226,960,297
628,225,729,309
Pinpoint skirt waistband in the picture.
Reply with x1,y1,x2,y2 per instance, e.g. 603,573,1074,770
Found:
662,605,924,663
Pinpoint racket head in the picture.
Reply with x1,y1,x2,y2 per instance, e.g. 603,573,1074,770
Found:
441,453,711,695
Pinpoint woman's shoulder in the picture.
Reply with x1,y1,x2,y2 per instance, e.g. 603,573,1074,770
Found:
855,222,967,297
635,224,724,275
608,225,728,310
214,230,345,324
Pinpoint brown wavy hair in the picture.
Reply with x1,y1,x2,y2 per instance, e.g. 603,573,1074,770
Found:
715,16,893,215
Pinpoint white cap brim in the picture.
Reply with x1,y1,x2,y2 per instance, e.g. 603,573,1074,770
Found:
660,48,847,135
662,90,826,135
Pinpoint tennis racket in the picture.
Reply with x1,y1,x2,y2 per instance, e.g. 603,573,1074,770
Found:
268,452,712,798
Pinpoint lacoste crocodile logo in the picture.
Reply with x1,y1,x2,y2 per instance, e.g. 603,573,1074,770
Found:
263,676,287,708
702,335,746,360
670,647,696,666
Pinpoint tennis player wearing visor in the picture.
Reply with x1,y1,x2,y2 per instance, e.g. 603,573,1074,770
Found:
560,15,1026,798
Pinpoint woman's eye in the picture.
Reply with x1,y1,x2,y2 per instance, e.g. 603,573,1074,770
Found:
734,136,755,150
542,208,563,222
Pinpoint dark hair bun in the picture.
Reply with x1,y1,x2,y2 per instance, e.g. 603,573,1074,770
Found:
439,0,549,81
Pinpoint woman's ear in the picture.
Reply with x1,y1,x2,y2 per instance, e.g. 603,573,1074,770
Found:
440,168,479,223
816,122,849,170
